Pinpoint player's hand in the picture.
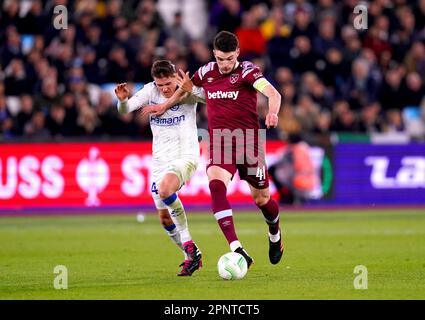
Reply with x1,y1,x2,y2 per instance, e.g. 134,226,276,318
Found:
141,104,167,118
176,69,193,93
265,113,279,129
114,83,130,101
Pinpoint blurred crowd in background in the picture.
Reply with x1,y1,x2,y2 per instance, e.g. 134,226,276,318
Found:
1,0,425,142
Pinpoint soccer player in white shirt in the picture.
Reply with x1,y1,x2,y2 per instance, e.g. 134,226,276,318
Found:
114,60,205,276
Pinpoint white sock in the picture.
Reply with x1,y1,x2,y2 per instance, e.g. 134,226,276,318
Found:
165,225,189,260
230,240,242,252
269,230,281,243
163,194,192,244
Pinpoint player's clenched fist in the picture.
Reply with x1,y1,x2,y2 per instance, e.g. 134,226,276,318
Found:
115,83,130,101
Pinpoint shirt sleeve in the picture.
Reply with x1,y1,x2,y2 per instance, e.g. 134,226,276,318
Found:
191,62,215,87
242,64,265,86
117,84,151,114
191,68,203,87
191,86,206,104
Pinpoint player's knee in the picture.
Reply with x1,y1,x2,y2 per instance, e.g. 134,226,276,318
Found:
254,193,270,207
158,186,173,200
209,179,226,194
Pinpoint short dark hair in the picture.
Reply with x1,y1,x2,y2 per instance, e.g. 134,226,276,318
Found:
213,31,239,52
151,60,176,78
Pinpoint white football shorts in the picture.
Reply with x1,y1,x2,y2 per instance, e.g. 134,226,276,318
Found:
150,158,198,209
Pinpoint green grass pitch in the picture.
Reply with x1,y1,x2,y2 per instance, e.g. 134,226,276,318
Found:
1,209,424,300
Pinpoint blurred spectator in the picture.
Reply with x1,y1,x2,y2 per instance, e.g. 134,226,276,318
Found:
319,47,350,96
344,58,380,110
0,0,21,32
98,0,123,39
4,59,31,95
331,100,359,132
379,66,405,111
75,103,102,136
12,94,34,136
106,45,130,83
60,91,79,135
289,36,319,75
414,0,425,30
313,110,332,135
403,41,425,79
24,111,50,138
81,46,104,84
214,0,242,33
19,0,47,35
0,94,14,137
284,0,314,26
363,16,392,60
46,103,66,137
1,26,23,67
313,15,341,56
187,40,213,74
308,79,335,111
358,102,384,133
235,9,266,58
294,94,320,132
34,79,62,112
340,25,362,64
385,109,405,133
289,7,316,40
269,132,318,205
260,5,291,41
280,82,296,107
402,72,425,107
133,44,155,84
165,12,190,49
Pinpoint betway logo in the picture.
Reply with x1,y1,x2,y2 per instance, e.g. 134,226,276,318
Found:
365,156,425,188
207,90,239,100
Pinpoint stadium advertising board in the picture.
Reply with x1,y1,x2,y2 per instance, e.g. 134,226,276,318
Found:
332,144,425,204
0,141,325,211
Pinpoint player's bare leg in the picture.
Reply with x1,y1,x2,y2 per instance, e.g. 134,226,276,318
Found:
158,173,202,276
207,166,253,268
249,185,284,264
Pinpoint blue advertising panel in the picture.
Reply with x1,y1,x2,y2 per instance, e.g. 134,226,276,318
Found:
332,144,425,204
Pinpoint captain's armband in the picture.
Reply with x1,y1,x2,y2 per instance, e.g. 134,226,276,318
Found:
253,78,271,93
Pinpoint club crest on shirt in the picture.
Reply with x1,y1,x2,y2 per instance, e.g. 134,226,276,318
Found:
230,73,239,84
207,77,214,83
170,105,180,111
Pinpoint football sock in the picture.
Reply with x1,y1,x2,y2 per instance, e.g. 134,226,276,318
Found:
209,179,239,247
258,198,280,238
163,223,189,260
269,231,281,243
162,193,192,245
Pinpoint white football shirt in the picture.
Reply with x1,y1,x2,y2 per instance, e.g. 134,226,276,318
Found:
117,82,205,167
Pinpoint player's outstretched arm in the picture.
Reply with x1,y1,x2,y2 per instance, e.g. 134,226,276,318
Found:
261,84,282,129
115,83,130,114
115,82,150,114
140,87,187,117
141,69,198,117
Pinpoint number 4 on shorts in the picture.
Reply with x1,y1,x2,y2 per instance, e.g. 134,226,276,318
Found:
256,166,266,180
151,182,159,194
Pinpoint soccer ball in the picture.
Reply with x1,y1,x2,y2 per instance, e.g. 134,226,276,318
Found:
217,252,248,280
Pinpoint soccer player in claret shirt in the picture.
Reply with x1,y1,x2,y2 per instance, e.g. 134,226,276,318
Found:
115,60,205,276
144,31,284,269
